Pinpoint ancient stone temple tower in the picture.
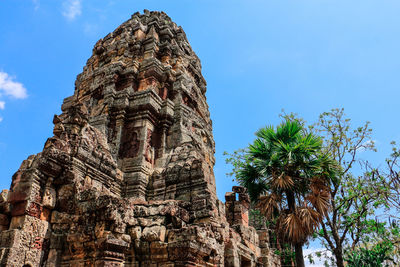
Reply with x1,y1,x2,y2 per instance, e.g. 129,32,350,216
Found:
0,10,279,266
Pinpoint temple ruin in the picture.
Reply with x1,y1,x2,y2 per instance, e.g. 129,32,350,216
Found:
0,10,280,266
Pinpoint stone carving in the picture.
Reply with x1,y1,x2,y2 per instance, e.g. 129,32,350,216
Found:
0,10,280,266
144,129,154,164
119,124,140,158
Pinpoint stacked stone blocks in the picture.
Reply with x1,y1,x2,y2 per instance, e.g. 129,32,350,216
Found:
0,10,280,267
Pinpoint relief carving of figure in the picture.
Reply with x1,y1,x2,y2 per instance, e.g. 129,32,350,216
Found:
119,131,140,158
145,129,155,164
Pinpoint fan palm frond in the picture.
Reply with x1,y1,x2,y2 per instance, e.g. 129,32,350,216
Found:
237,163,260,184
237,163,268,202
272,172,294,190
318,154,341,185
276,120,302,144
282,212,306,243
301,133,323,154
306,184,331,216
256,125,277,143
257,193,281,219
249,138,271,160
299,206,322,235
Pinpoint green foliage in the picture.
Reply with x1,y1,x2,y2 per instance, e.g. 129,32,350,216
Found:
345,241,394,267
274,244,296,266
353,219,400,265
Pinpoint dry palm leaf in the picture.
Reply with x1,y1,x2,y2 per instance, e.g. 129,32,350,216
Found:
282,212,306,243
272,172,294,190
306,189,330,216
298,206,322,235
310,177,329,193
257,193,281,219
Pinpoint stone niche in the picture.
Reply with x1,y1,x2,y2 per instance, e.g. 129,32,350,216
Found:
0,10,280,267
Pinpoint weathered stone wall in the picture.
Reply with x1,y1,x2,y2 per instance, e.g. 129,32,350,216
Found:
0,10,279,266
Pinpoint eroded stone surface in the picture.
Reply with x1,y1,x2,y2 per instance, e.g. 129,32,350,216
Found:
0,10,279,266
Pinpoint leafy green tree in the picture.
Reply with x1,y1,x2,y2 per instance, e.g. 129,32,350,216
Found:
345,240,394,267
229,119,338,267
347,219,400,266
363,143,400,265
372,141,400,216
310,108,392,267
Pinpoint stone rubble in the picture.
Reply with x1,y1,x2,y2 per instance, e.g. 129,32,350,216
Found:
0,10,280,267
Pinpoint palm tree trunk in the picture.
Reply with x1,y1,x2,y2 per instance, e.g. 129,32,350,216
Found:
295,243,305,267
286,190,305,267
286,190,296,213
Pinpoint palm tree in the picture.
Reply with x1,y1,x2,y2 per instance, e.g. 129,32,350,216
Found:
237,120,338,267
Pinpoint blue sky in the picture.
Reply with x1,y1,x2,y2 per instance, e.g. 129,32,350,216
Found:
1,1,400,265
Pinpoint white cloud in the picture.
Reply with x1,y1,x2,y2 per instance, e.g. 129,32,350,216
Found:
0,72,28,122
0,72,28,99
62,0,82,21
32,0,40,10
